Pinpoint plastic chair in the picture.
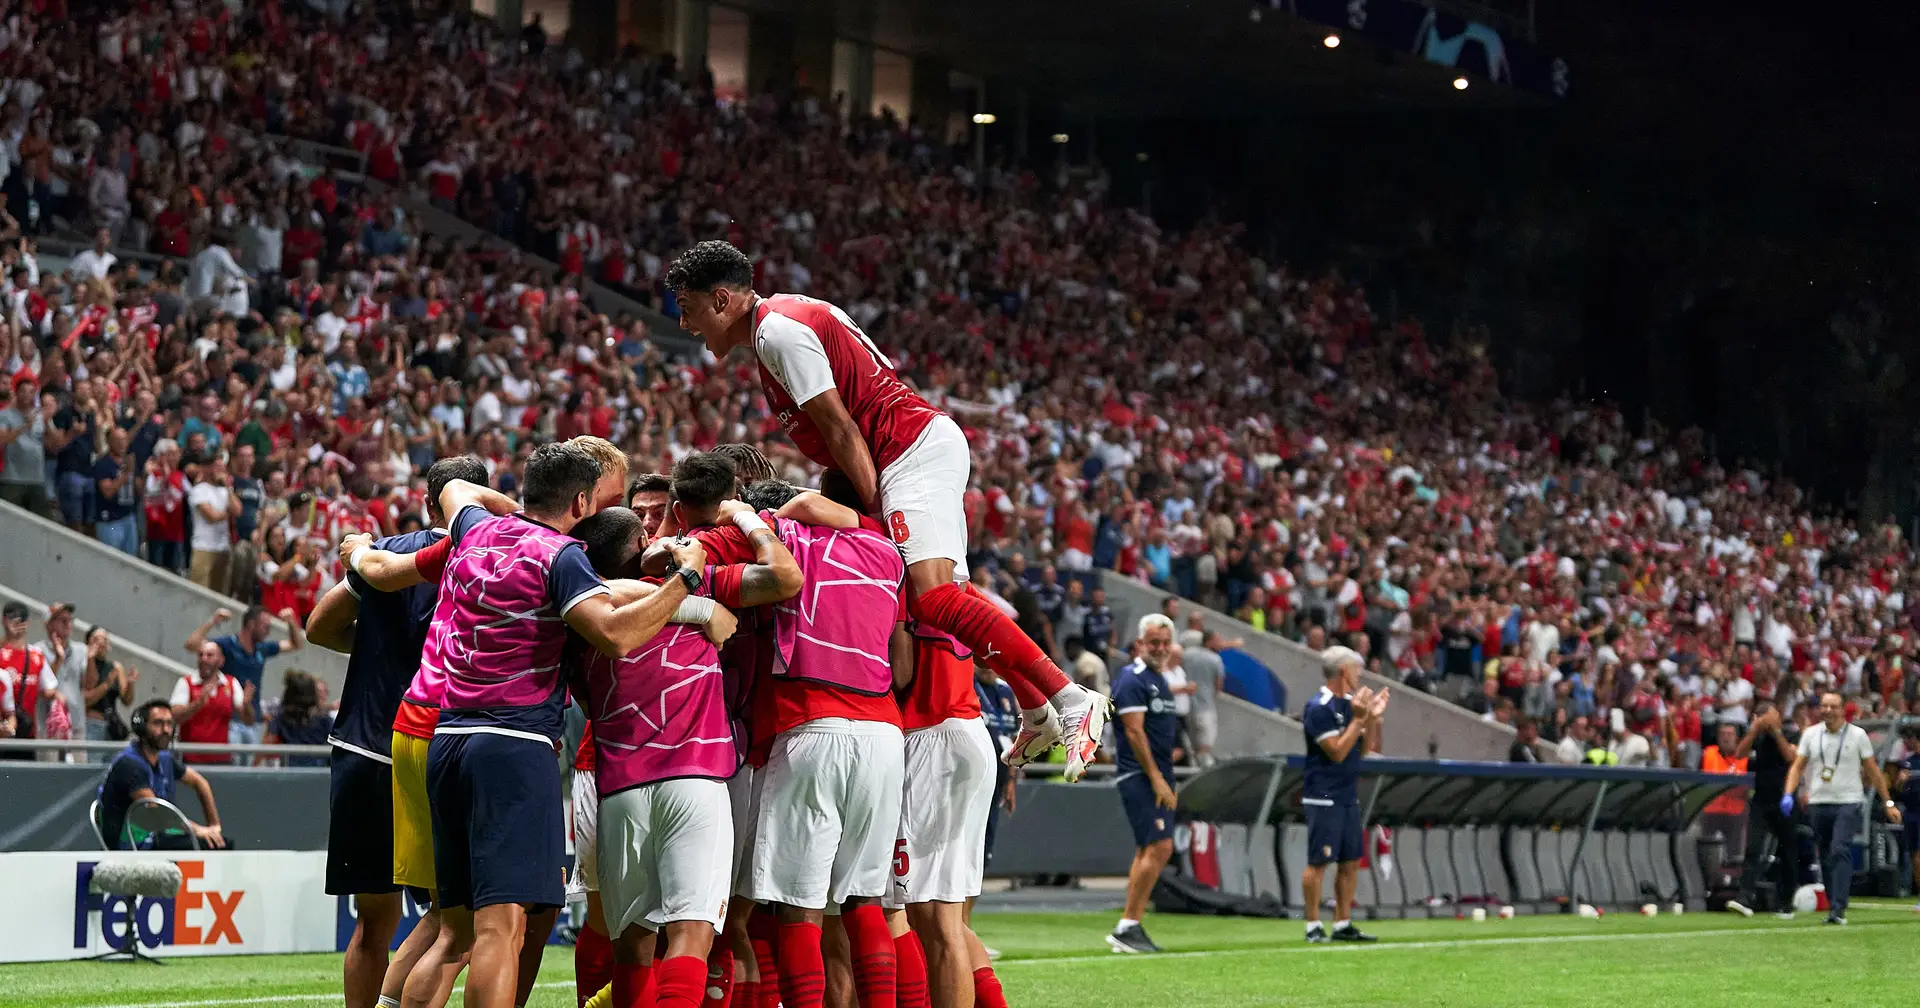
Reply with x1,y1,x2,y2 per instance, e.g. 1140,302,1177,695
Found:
89,798,109,850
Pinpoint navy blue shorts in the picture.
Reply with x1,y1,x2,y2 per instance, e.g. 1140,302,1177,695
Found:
1305,802,1364,866
426,731,566,911
327,746,399,897
1118,773,1175,848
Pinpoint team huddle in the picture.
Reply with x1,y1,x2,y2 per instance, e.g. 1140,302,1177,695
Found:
307,241,1110,1008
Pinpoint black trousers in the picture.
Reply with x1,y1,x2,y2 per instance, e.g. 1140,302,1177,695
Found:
1740,802,1800,910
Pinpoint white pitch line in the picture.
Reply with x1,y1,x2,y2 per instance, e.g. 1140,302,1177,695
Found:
74,920,1920,1008
84,979,576,1008
993,920,1911,967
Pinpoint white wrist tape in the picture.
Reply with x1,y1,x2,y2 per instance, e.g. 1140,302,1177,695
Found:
732,511,770,536
674,596,717,625
347,546,372,576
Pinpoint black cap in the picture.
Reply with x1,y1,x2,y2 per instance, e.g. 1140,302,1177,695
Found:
2,601,29,622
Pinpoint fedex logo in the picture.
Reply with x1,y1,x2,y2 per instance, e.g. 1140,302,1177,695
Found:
72,861,245,951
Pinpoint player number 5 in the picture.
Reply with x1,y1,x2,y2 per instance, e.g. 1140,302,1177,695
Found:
892,839,910,878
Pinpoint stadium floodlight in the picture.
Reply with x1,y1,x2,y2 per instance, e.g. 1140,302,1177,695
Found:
972,113,997,125
1452,76,1470,90
1051,133,1070,144
1323,34,1340,48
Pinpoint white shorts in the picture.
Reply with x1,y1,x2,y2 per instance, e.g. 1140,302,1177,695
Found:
568,769,599,899
729,765,758,898
885,718,997,909
878,414,970,580
747,718,905,910
1190,707,1218,750
597,778,734,935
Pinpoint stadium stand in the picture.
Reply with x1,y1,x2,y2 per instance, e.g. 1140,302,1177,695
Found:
0,0,1914,779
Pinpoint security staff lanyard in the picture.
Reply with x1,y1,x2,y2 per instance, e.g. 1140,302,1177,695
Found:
1815,725,1847,783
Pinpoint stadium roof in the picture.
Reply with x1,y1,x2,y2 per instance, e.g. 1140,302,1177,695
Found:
729,0,1565,116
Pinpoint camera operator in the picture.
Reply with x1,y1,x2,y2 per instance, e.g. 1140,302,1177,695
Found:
96,699,228,850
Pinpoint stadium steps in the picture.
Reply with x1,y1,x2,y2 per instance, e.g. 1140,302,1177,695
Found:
1098,572,1528,761
0,499,348,698
0,582,195,712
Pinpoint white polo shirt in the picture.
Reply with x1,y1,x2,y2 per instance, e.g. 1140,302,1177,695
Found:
1797,722,1874,806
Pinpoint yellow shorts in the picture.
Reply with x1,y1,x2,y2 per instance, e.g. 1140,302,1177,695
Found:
392,729,436,891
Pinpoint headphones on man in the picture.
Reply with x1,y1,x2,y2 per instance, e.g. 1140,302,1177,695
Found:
129,702,169,745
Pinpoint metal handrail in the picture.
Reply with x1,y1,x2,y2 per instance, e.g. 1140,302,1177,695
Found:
1017,762,1203,780
0,738,333,757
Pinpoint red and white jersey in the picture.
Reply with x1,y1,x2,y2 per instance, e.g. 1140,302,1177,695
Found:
898,623,981,732
752,294,943,472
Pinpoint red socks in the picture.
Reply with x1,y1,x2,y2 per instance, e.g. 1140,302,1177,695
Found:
776,921,827,1008
703,947,736,1008
911,583,1070,706
614,960,655,1008
656,955,709,1008
973,967,1008,1008
892,931,929,1008
840,905,896,1008
576,925,616,1008
749,912,781,1008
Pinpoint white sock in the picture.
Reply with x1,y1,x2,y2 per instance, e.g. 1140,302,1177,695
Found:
378,999,400,1008
1116,917,1139,931
1333,919,1350,931
1021,705,1055,725
1049,683,1086,709
1305,920,1324,932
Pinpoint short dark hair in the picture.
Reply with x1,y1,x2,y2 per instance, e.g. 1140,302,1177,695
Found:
665,240,753,293
243,605,267,625
522,442,604,512
628,472,671,501
819,470,862,511
572,507,644,578
741,480,801,512
670,452,738,511
132,698,171,736
428,455,491,520
713,443,775,484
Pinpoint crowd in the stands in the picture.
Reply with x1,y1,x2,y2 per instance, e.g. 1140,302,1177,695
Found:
0,0,1914,772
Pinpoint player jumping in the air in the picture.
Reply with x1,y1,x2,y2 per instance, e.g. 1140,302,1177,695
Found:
667,240,1110,781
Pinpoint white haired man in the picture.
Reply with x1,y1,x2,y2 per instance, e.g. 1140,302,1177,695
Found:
1301,646,1388,943
1106,614,1180,953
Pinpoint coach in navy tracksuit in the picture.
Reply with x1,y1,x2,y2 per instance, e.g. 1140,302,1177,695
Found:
1300,645,1388,943
1106,614,1180,955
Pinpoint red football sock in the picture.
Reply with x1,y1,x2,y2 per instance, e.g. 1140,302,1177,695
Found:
892,931,929,1008
576,925,617,1007
614,960,656,1008
703,946,736,1008
911,583,1070,706
749,912,780,1007
776,922,827,1008
735,980,757,1008
840,905,896,1008
973,967,1008,1008
656,955,709,1008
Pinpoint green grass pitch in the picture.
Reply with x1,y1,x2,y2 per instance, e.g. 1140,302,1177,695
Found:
6,904,1916,1008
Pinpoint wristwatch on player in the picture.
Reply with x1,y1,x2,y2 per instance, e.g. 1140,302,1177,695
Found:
671,565,703,592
